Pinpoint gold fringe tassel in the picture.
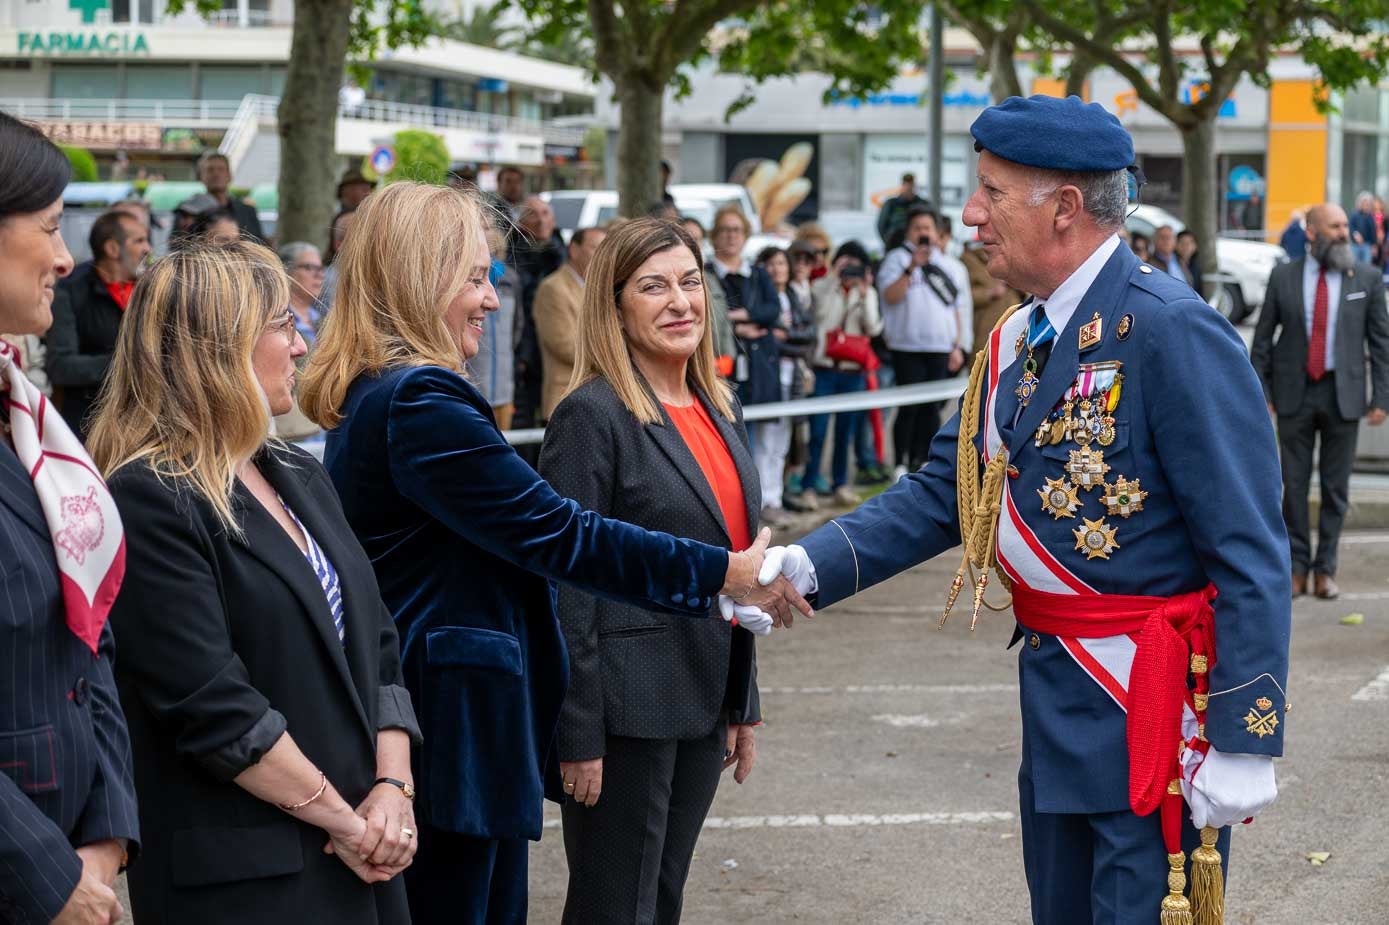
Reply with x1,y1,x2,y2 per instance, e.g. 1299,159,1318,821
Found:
1190,826,1225,925
1160,852,1194,925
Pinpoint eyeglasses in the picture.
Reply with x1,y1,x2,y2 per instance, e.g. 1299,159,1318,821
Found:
713,225,745,235
292,263,325,274
266,308,297,337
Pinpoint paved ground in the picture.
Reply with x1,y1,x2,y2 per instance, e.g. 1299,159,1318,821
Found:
527,530,1389,924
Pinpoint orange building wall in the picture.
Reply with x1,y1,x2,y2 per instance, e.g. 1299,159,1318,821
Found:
1265,79,1328,242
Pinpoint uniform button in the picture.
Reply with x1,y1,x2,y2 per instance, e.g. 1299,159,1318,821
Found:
1028,634,1041,650
690,597,704,608
671,592,684,604
72,677,89,705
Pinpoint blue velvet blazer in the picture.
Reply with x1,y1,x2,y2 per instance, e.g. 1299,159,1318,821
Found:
324,365,730,841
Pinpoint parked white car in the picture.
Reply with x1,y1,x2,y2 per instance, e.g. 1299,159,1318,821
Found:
1125,204,1286,323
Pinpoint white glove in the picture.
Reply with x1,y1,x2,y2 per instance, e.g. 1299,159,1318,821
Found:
717,595,774,636
1181,746,1277,830
758,544,817,596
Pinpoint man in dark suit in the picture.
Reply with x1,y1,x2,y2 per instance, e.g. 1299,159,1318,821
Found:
1252,202,1389,599
46,210,149,438
197,151,265,243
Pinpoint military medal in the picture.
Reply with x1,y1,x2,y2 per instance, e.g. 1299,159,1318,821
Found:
1116,313,1134,341
1038,476,1081,519
1014,306,1056,408
1097,416,1116,446
1066,446,1109,491
1102,476,1147,517
1073,517,1120,560
1078,312,1103,351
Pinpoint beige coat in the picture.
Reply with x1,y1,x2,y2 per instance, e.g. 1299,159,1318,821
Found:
532,267,585,421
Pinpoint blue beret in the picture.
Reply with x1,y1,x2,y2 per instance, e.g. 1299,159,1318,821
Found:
970,95,1135,172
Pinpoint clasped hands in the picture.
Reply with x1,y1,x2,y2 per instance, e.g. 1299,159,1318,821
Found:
718,531,816,635
323,782,418,884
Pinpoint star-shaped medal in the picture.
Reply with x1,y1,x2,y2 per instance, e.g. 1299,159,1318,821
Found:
1037,476,1081,520
1102,476,1148,518
1073,517,1120,560
1066,446,1110,492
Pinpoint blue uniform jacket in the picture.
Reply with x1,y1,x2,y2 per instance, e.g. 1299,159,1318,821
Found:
324,365,728,841
800,244,1291,814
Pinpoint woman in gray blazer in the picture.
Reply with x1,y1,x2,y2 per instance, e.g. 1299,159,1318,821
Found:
538,218,764,924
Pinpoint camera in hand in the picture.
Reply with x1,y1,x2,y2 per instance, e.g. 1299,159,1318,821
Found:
840,263,867,280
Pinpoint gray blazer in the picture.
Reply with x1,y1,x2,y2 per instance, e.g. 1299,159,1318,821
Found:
537,375,761,762
1251,257,1389,421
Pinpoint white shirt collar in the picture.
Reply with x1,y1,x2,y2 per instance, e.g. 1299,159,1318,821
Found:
566,265,586,288
712,257,752,279
1032,234,1122,332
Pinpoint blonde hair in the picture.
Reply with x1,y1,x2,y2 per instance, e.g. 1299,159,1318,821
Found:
568,217,734,425
87,239,289,531
299,181,490,429
712,204,752,237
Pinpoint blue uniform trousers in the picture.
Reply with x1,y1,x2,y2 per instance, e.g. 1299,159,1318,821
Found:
1018,766,1231,925
405,824,529,924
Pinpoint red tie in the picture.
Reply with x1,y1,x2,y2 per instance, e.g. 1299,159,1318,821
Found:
1308,269,1329,381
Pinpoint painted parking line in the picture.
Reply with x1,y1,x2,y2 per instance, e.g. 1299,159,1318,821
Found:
1338,592,1389,601
761,683,1018,695
543,811,1015,831
1339,532,1389,545
1351,666,1389,702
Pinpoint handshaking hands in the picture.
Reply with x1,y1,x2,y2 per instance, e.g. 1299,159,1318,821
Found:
717,532,816,635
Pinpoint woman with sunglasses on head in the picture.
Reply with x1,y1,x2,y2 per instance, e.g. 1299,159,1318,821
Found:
90,238,422,923
298,183,807,925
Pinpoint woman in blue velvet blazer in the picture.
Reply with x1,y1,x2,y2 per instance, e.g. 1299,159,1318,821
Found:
299,182,807,925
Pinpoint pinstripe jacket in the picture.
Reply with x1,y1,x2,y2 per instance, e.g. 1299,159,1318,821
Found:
0,445,139,924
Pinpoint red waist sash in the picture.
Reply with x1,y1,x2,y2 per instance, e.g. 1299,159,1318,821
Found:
1011,583,1217,835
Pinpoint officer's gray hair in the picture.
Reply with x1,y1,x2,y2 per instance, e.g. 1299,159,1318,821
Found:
1026,168,1130,230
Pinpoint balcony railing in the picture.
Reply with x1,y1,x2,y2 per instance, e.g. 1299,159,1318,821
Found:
1,95,588,146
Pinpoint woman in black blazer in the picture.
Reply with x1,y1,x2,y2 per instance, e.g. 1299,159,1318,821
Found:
88,240,421,923
538,218,766,923
0,111,139,925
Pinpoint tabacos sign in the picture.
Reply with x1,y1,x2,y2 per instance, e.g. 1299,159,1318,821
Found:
17,0,150,56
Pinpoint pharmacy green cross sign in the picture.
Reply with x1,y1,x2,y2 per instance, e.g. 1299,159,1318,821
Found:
69,0,109,25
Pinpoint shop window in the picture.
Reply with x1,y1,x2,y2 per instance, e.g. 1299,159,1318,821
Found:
124,65,194,101
51,65,123,101
200,65,266,100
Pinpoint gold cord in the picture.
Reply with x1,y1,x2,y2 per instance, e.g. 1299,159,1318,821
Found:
941,303,1025,630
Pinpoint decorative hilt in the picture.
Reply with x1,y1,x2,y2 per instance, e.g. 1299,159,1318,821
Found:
939,569,966,629
1160,852,1194,925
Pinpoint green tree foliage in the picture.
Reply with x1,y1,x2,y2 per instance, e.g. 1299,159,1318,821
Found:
444,0,520,48
513,0,928,218
60,144,98,183
390,129,451,185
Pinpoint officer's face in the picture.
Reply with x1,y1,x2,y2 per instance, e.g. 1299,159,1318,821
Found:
964,151,1049,290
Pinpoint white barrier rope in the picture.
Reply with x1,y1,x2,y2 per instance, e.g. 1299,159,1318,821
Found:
300,377,969,459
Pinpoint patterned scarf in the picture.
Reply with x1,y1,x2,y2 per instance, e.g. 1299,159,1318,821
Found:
0,342,124,653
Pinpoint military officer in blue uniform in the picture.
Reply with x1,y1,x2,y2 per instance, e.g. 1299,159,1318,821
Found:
757,96,1291,924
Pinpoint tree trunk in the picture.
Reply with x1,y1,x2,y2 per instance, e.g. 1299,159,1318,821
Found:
278,0,354,250
987,36,1023,101
614,77,664,219
1179,117,1219,295
1064,52,1092,98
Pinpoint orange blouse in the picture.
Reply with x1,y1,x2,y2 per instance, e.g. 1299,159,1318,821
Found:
663,400,751,552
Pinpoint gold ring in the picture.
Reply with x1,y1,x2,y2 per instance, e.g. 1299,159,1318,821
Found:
400,826,414,839
565,781,575,790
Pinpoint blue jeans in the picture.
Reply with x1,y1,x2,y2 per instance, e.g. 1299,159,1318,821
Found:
805,368,866,488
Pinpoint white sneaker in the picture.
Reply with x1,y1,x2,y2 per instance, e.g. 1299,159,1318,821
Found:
893,465,909,482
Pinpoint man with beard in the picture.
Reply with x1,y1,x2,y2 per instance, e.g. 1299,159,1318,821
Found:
46,209,150,437
1253,203,1389,599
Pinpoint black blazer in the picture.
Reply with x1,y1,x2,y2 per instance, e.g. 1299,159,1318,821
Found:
45,260,122,438
1252,257,1389,421
106,446,418,924
0,446,139,924
538,377,761,762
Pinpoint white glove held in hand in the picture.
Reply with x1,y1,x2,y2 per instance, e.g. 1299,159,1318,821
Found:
717,595,774,636
758,544,817,596
1182,747,1277,830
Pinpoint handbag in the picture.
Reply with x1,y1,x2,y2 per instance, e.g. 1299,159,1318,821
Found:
822,294,879,371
